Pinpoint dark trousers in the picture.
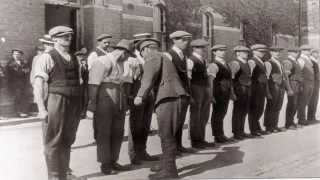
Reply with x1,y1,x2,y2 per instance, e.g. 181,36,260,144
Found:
264,85,285,130
12,86,28,113
297,81,314,123
43,93,81,179
175,97,189,148
248,84,265,133
232,85,250,136
307,81,319,121
155,96,189,175
95,83,126,165
189,84,211,144
128,94,154,160
211,91,230,138
285,92,299,127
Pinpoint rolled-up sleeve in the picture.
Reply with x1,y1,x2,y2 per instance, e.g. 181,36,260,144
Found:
228,61,240,79
88,56,112,85
33,53,55,82
264,61,272,79
282,60,293,75
207,63,219,78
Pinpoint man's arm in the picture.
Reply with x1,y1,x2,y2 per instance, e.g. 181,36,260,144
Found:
207,63,219,103
33,77,47,118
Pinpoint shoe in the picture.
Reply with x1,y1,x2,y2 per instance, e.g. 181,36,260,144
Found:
100,164,118,175
215,135,231,143
286,125,297,130
202,141,216,147
240,133,252,138
140,152,159,161
150,164,162,172
251,132,261,137
233,135,244,140
259,130,270,135
298,121,309,126
112,162,131,171
295,124,303,128
66,174,77,180
131,157,142,165
308,119,320,125
191,142,207,149
148,170,179,180
275,127,286,132
177,146,197,153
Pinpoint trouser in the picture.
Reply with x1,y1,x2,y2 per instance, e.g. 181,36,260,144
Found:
95,83,126,166
232,85,250,136
285,92,299,127
12,86,28,113
155,96,189,175
264,84,285,130
211,91,230,138
248,83,265,133
128,93,154,160
43,93,81,180
175,97,189,148
189,84,211,144
81,85,88,116
307,81,319,121
297,81,314,123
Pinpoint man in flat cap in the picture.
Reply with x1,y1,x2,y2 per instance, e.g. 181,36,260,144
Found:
33,26,82,180
87,39,135,175
264,46,293,133
248,44,271,136
283,47,303,129
210,44,234,143
307,49,320,124
134,30,193,179
229,45,252,140
188,39,215,149
6,48,31,117
127,38,160,165
297,45,314,126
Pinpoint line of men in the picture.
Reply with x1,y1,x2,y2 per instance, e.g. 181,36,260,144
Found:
31,25,320,180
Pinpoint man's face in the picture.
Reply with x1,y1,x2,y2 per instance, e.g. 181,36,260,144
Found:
312,52,319,59
12,51,23,61
288,51,299,59
237,51,249,60
214,49,226,59
54,34,72,47
301,50,311,56
253,50,266,58
141,44,159,58
44,44,53,52
173,36,191,50
99,38,112,50
193,47,205,56
270,51,280,59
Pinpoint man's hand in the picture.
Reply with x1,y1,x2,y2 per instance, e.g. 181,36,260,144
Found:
134,96,143,106
86,110,94,119
38,110,48,119
287,89,294,96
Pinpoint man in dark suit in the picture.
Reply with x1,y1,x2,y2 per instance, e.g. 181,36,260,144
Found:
248,44,270,136
134,31,192,180
264,46,293,133
307,49,320,124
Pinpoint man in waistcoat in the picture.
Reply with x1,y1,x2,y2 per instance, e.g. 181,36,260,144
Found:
134,31,193,179
229,45,252,140
297,45,314,126
188,39,215,149
33,26,82,180
283,47,303,129
307,49,320,124
264,46,293,133
248,44,271,136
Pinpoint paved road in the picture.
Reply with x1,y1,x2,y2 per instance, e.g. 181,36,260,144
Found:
1,96,320,180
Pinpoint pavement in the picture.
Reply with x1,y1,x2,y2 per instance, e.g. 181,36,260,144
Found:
1,96,320,180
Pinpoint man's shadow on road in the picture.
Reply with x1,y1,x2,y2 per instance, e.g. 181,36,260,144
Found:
178,146,244,179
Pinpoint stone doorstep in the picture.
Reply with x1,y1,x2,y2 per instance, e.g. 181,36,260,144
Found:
0,116,41,127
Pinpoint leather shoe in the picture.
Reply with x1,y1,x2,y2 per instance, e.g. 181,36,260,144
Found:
203,141,216,147
215,135,231,143
148,170,178,180
140,153,159,161
150,164,162,172
192,142,207,149
233,135,244,140
177,146,197,153
100,164,118,175
240,133,252,138
131,157,142,165
112,163,131,171
251,132,261,137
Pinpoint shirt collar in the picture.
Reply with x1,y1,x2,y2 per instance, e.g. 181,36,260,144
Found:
192,52,203,61
300,53,309,60
172,45,184,59
237,57,246,64
253,55,264,65
215,56,226,65
288,55,296,61
310,56,318,63
97,47,108,54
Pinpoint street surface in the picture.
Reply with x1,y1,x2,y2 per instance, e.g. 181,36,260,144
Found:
1,95,320,180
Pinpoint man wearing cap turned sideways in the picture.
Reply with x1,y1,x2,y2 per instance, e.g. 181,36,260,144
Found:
307,49,320,124
134,30,193,179
6,48,31,117
87,39,135,175
210,44,235,143
229,45,253,140
87,34,113,70
33,26,82,180
248,44,271,136
128,36,160,165
297,45,314,126
188,39,216,149
264,46,293,133
283,47,303,129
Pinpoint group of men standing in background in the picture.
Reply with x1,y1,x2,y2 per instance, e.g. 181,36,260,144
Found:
23,24,320,180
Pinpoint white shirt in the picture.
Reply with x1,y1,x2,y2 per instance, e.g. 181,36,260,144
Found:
87,47,108,70
172,45,184,59
192,52,203,62
215,56,226,66
297,53,310,69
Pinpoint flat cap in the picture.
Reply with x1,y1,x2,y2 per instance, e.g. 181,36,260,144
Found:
113,39,136,57
169,31,192,39
96,34,112,41
49,26,73,37
233,45,250,52
11,48,24,54
311,49,319,53
300,44,312,50
287,47,300,52
269,46,284,51
250,44,268,51
211,44,227,51
74,47,88,56
39,34,54,44
137,38,160,51
190,39,209,47
133,33,153,44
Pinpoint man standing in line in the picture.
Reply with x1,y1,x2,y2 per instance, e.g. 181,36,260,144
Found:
307,49,320,124
297,45,314,126
229,45,252,140
134,31,193,179
33,26,82,180
188,39,215,149
283,47,303,129
248,44,271,136
264,46,293,133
